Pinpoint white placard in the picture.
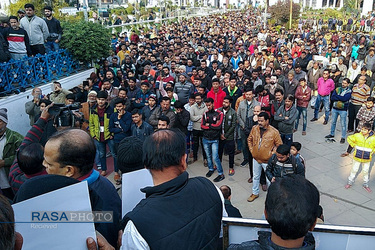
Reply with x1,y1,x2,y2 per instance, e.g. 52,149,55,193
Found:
122,169,153,217
12,181,96,250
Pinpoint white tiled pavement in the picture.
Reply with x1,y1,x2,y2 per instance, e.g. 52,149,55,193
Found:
108,107,375,228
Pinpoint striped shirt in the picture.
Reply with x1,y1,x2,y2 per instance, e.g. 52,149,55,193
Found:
351,83,370,106
3,27,30,54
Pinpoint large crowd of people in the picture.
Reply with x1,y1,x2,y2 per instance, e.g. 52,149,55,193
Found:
1,4,375,249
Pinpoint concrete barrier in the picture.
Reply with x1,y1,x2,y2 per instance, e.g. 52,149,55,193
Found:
0,68,94,136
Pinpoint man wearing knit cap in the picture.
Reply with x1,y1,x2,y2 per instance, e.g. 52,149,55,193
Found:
0,108,24,199
117,136,144,174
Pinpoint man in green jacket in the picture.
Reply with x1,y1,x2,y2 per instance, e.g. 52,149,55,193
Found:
0,108,23,199
218,96,237,176
89,91,115,176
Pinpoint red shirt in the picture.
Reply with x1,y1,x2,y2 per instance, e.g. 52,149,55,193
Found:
207,87,226,109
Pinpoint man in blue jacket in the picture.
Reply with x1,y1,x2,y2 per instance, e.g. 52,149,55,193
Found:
109,98,132,181
325,78,352,144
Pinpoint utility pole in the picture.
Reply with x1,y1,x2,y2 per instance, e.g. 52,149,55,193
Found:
83,0,88,21
289,0,292,30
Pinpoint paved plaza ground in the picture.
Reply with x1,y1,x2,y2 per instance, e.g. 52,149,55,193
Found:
107,107,375,228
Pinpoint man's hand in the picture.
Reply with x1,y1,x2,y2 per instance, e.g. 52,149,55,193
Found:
40,103,54,121
86,231,114,250
118,110,125,119
205,123,210,127
55,39,59,43
253,115,258,122
220,134,226,140
117,230,123,249
0,160,5,168
271,177,276,183
285,116,289,120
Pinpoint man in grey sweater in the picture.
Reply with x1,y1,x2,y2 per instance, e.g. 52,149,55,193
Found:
190,93,208,163
20,3,49,56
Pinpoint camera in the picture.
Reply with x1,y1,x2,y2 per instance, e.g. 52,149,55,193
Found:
48,103,85,127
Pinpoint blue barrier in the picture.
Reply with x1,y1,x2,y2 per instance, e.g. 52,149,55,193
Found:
0,49,80,96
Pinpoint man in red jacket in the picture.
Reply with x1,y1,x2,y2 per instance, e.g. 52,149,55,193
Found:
294,78,311,135
207,79,226,109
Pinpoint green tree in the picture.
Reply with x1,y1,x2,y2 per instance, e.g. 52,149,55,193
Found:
8,0,67,18
269,0,300,25
60,21,110,63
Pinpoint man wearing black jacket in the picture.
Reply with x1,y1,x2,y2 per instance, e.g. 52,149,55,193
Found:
218,96,237,176
173,100,190,135
202,97,225,182
266,144,305,183
43,6,62,52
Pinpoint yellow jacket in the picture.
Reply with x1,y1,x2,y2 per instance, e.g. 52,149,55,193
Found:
347,131,375,162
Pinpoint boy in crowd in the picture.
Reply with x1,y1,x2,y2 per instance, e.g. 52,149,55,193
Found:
290,142,306,167
345,122,375,193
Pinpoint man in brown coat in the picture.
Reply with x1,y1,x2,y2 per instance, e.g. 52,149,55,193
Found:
247,112,282,202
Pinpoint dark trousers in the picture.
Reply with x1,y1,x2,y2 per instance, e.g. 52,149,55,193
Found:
281,133,293,147
219,139,235,169
30,44,46,56
348,103,361,131
192,129,207,160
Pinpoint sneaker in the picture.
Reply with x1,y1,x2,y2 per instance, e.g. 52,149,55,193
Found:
302,131,306,136
345,184,352,189
240,160,249,168
347,129,354,133
247,194,259,202
363,186,372,193
97,165,102,170
206,170,214,177
106,152,111,158
341,152,349,157
293,129,297,133
100,171,107,176
325,134,334,138
310,118,318,122
323,120,328,125
340,138,345,144
247,177,253,183
262,184,268,192
213,174,225,182
203,159,208,167
229,169,235,176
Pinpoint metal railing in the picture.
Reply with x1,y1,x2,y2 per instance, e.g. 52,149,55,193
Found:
0,49,79,96
222,217,375,249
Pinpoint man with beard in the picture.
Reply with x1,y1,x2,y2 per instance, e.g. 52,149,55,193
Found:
218,96,237,176
43,6,62,52
265,75,284,96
